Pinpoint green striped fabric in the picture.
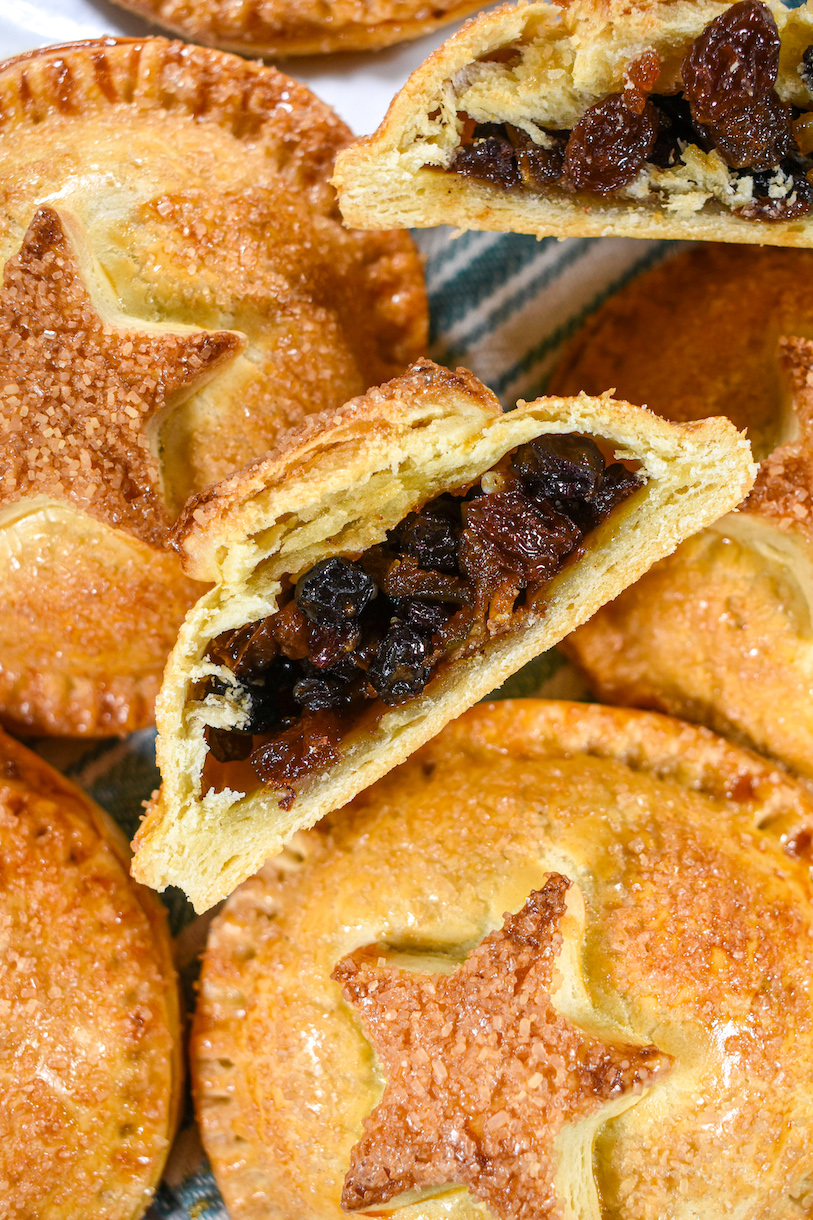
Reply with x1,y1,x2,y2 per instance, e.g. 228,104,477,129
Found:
31,227,681,1220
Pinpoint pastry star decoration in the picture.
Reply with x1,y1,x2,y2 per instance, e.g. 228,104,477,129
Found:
333,873,671,1220
0,206,244,547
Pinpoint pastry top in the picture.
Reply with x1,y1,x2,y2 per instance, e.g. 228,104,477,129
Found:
552,243,813,544
0,725,181,1219
131,360,754,913
333,0,813,245
108,0,491,57
0,35,426,513
193,699,813,1220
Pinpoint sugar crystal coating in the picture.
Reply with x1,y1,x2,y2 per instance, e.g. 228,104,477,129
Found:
0,206,242,546
333,873,671,1220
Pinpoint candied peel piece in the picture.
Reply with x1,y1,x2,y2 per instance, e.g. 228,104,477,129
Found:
333,874,671,1220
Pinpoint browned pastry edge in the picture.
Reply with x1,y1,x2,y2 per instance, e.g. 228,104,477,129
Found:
109,0,490,57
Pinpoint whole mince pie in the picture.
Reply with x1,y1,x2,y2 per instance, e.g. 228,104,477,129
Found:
131,359,755,913
334,0,813,244
193,701,813,1219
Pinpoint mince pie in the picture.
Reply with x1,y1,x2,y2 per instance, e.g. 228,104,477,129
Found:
0,37,426,737
193,699,813,1219
130,358,754,912
334,0,813,244
110,0,490,57
0,725,181,1219
552,243,813,784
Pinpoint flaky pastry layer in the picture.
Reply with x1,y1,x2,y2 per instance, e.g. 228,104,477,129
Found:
131,359,754,912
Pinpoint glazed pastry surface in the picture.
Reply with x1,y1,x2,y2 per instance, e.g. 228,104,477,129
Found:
0,37,426,736
334,0,813,244
0,725,181,1219
193,699,813,1220
552,243,813,781
130,359,754,913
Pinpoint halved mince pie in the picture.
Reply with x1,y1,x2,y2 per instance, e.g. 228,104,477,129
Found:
0,37,425,737
131,359,754,912
552,243,813,785
334,0,813,243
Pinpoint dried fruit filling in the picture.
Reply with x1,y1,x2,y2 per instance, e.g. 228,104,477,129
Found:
201,434,641,807
448,0,813,221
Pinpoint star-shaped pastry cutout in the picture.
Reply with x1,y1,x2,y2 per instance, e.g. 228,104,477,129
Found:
333,873,671,1220
0,206,244,546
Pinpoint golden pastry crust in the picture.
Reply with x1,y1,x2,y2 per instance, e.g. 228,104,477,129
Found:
130,358,755,912
333,0,813,243
0,37,426,737
192,699,813,1220
109,0,490,57
551,244,813,782
0,725,182,1219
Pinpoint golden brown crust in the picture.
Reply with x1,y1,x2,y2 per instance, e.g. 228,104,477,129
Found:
0,37,427,737
333,0,813,245
0,725,182,1219
130,358,755,912
192,699,813,1220
109,0,489,57
551,243,813,782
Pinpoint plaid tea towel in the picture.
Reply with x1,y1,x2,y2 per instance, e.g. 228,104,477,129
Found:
31,227,680,1219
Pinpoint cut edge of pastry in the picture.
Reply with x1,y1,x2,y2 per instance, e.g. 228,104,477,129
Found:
130,358,756,912
333,0,813,245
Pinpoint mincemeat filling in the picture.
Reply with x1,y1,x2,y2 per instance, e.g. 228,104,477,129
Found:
201,433,641,807
447,0,813,222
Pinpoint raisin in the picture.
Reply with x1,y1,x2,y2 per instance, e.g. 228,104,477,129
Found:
507,126,567,188
208,619,278,679
682,0,780,125
738,164,813,220
307,619,361,669
389,494,462,575
367,625,434,705
206,726,254,764
589,463,640,520
461,490,581,592
802,46,813,94
649,93,712,168
449,133,521,189
710,91,796,169
295,558,377,627
363,547,471,605
563,95,658,194
512,434,606,502
250,713,342,807
293,674,356,712
393,598,453,634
